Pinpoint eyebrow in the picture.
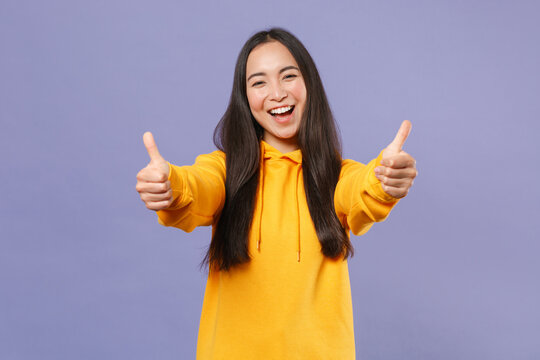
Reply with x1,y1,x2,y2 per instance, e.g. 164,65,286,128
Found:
247,65,300,81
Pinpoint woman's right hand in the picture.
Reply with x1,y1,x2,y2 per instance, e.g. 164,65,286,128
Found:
136,132,173,211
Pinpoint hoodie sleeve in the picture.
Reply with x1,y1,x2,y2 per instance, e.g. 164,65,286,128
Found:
334,150,399,236
156,150,226,232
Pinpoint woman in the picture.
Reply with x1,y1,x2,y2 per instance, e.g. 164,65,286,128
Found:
136,28,416,360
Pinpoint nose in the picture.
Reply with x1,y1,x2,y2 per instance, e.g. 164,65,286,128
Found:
269,81,287,102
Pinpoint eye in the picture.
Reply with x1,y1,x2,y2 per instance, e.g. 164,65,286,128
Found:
252,81,265,87
284,74,297,80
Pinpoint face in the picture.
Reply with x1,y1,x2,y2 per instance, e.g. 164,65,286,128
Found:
245,41,307,153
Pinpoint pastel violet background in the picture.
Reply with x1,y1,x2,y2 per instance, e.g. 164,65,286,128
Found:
1,0,539,359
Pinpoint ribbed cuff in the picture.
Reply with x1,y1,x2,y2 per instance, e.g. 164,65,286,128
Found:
166,162,189,210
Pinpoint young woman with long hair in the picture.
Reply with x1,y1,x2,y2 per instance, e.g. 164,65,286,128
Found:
136,28,417,359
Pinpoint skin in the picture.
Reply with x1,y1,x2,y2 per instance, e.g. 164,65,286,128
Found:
135,132,172,211
245,41,306,154
376,120,418,199
136,44,417,210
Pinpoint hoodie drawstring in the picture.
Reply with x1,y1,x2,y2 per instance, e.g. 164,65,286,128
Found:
295,163,301,262
257,157,265,252
256,141,303,262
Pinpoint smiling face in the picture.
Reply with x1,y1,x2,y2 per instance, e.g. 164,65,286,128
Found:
245,41,307,153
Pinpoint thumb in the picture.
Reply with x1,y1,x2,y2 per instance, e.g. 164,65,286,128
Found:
143,131,165,164
386,120,412,153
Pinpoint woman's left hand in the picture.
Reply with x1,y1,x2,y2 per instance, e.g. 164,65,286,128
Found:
375,120,418,199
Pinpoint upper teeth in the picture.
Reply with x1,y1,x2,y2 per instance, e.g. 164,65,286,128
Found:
270,106,292,115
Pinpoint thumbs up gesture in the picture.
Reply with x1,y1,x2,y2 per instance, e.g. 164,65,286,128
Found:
375,120,418,199
136,132,173,211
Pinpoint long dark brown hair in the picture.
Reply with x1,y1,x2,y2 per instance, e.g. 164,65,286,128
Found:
202,28,353,271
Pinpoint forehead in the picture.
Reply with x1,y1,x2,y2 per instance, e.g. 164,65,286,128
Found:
246,41,299,74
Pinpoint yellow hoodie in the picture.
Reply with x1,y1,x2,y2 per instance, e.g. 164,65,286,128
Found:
157,140,398,360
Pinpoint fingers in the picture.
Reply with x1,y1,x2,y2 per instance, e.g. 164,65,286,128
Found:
136,167,168,183
136,180,171,194
138,133,171,211
376,167,414,199
375,173,415,188
136,179,173,211
375,166,417,179
140,189,172,202
143,131,164,163
386,120,412,153
380,152,416,169
379,121,415,199
375,150,417,199
144,199,173,211
136,135,172,211
375,166,415,187
380,184,409,199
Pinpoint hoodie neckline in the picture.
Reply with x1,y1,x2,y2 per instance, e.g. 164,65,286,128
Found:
260,140,302,164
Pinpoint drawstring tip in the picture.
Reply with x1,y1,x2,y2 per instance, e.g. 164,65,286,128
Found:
297,252,300,262
257,240,260,251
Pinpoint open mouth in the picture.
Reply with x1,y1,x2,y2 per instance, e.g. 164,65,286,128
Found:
268,105,295,118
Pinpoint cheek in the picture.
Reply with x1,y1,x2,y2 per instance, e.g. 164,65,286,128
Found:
290,81,307,104
246,90,266,113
